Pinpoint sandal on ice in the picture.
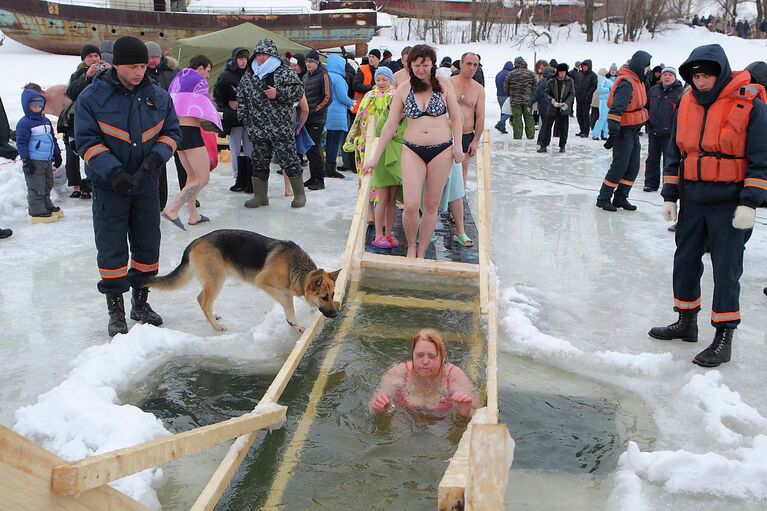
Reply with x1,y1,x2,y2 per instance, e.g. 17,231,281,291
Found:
372,235,392,249
453,232,474,247
69,190,82,199
161,211,186,231
188,214,210,226
386,234,399,247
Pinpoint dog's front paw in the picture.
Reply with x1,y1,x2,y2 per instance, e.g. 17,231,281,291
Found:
287,319,305,334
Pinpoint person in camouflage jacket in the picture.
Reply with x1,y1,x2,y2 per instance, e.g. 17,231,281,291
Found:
503,56,537,139
237,38,306,208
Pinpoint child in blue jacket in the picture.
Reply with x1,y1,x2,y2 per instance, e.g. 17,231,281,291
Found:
16,84,62,222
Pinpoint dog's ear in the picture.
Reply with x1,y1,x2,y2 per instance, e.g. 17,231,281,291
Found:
313,275,323,288
328,269,341,282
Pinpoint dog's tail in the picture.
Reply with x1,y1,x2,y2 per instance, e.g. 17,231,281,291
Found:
146,245,194,291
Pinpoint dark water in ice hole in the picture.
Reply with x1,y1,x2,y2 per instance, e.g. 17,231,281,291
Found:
137,278,628,509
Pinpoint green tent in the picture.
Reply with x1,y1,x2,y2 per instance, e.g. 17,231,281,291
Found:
171,22,311,90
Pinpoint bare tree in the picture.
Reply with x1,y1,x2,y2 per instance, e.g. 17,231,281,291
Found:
585,0,595,41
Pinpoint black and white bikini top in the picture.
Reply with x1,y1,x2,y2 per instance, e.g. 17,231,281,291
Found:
404,88,447,119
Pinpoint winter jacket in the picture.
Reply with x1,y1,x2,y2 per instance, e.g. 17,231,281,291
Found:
353,63,376,96
236,39,305,141
385,60,401,73
543,75,575,117
146,56,179,91
504,57,536,106
575,59,598,102
646,80,683,136
528,67,555,118
16,89,60,162
495,61,514,96
663,44,767,208
213,48,248,134
326,54,354,131
74,68,180,193
303,63,331,127
66,63,97,102
607,51,651,133
473,65,485,87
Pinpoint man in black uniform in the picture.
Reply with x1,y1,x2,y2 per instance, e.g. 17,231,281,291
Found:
75,36,181,336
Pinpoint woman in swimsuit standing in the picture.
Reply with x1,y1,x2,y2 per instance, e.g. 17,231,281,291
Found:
370,328,476,418
364,45,464,258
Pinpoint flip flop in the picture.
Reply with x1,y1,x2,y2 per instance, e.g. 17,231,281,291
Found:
161,211,186,231
188,214,210,225
453,232,474,247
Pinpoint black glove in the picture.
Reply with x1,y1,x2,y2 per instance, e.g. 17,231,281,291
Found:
21,158,32,173
112,170,137,195
603,135,615,150
53,152,62,169
139,152,164,180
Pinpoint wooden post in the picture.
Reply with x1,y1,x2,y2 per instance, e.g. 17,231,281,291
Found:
51,405,286,496
486,274,499,424
476,130,491,313
465,424,514,511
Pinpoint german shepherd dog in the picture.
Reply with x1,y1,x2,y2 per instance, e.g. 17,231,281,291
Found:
147,230,340,332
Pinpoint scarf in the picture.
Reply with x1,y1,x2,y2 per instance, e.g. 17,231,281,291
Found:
251,56,281,80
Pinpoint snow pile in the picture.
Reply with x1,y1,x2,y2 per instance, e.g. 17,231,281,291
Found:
13,303,301,509
0,159,29,223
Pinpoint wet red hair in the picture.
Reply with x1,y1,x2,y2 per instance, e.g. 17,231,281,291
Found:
411,328,447,375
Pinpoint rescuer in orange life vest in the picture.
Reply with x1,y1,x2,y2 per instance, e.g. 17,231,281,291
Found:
649,44,767,368
596,50,652,212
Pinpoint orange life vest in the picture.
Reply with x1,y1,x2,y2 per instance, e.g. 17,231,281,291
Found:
607,67,649,127
352,64,373,114
674,71,764,183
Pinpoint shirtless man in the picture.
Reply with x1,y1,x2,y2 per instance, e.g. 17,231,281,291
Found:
448,52,485,246
393,46,412,88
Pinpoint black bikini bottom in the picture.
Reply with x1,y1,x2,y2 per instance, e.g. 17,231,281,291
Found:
403,139,453,165
179,125,204,151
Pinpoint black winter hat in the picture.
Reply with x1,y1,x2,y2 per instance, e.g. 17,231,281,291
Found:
80,44,101,61
440,56,453,68
306,49,321,62
549,59,558,67
112,36,148,65
383,49,393,60
368,49,381,60
556,63,569,73
686,60,721,77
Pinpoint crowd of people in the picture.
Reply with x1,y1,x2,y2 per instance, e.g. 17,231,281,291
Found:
1,35,766,377
683,14,767,39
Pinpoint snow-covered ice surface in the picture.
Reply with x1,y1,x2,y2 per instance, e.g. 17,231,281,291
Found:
2,24,767,510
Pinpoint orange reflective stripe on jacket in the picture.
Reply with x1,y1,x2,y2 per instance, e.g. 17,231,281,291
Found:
607,68,649,127
352,64,373,114
675,71,756,183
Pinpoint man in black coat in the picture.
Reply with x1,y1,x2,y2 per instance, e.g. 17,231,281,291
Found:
538,63,575,153
643,66,683,191
302,49,332,189
575,59,597,137
214,47,252,192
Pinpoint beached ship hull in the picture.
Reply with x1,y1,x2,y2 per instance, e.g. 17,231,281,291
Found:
0,0,379,56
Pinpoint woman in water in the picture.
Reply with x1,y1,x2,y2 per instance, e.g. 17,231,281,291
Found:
364,44,464,259
162,63,222,229
370,328,477,418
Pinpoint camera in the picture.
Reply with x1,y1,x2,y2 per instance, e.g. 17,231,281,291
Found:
96,62,108,73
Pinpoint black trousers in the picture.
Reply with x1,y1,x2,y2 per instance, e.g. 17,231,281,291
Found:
539,114,569,148
158,153,189,210
589,107,600,131
305,124,326,182
92,185,161,295
643,133,669,190
597,127,641,202
576,97,591,133
63,135,82,187
672,199,750,328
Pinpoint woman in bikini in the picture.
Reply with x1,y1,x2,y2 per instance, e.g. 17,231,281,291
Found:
162,62,222,230
364,45,464,258
370,328,477,418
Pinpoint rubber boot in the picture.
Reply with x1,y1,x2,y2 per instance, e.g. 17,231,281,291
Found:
288,175,306,208
106,293,128,336
648,310,698,342
595,201,617,212
244,177,268,208
130,287,163,326
230,156,249,192
693,327,733,367
613,197,638,210
243,158,254,194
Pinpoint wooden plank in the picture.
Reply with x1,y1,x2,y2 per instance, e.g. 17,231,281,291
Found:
189,433,257,511
0,425,151,511
51,405,286,497
476,130,492,314
486,275,499,424
360,252,480,278
358,291,476,311
465,424,514,511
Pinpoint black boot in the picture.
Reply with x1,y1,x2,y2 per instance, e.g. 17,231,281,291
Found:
106,293,128,336
325,162,345,179
130,287,163,326
648,311,698,343
595,201,617,212
242,158,253,194
230,156,249,192
613,197,637,210
693,328,733,367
